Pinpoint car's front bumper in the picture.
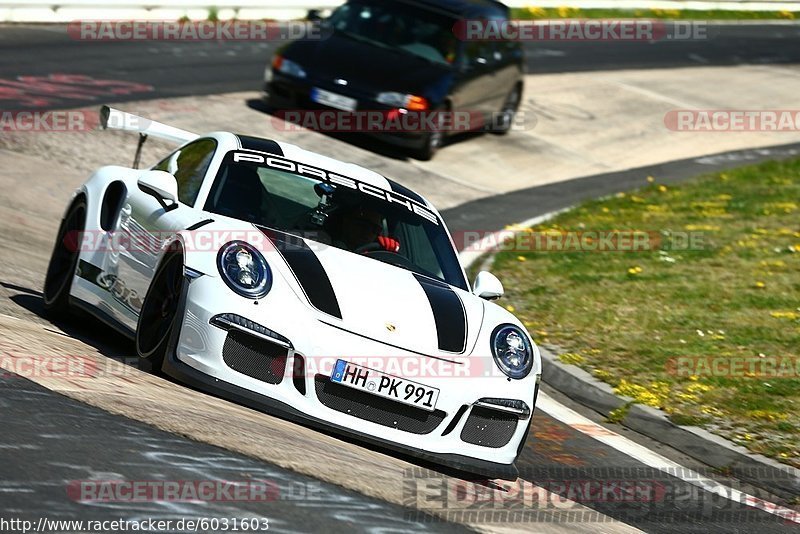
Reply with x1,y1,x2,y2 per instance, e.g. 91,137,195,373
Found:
165,274,538,480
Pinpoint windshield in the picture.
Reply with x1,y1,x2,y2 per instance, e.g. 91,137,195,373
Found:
327,0,458,65
204,151,468,290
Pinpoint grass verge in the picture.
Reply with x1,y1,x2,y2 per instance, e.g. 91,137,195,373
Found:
490,158,800,468
511,7,799,21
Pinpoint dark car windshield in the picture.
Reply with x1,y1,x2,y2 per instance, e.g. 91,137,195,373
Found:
204,151,468,290
327,1,458,65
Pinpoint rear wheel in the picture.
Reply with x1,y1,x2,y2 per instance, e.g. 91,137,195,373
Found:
491,85,521,135
136,247,184,370
43,197,86,316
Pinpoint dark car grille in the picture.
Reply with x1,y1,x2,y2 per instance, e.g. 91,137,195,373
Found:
222,330,287,384
460,406,518,448
314,375,445,434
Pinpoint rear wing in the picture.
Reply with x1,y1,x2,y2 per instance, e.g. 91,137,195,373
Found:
100,105,198,168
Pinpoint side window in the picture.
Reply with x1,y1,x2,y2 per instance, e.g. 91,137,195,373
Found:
152,139,217,205
460,39,495,71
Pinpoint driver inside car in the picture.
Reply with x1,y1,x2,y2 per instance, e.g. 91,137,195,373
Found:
337,206,400,253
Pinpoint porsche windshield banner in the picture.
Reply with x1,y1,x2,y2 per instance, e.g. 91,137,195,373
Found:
229,151,439,225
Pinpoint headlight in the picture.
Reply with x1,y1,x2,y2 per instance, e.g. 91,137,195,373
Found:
217,241,272,298
490,324,534,379
272,55,306,78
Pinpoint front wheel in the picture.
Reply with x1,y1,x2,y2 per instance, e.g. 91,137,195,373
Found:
411,107,446,161
43,197,86,316
136,247,184,371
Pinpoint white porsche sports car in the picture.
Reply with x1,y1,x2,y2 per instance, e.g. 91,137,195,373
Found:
43,106,541,479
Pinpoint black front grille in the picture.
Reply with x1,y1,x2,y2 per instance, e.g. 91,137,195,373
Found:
222,330,287,384
314,375,445,435
460,406,518,448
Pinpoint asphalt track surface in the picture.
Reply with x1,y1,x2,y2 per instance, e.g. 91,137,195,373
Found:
1,23,799,533
1,24,800,111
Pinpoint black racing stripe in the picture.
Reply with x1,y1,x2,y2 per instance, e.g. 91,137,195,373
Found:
258,227,342,319
387,178,427,205
236,135,284,156
186,218,214,231
413,273,467,353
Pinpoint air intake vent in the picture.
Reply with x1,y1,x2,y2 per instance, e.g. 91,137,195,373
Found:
222,330,287,384
460,406,518,448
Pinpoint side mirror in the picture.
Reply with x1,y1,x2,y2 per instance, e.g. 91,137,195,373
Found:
473,271,503,300
138,170,179,210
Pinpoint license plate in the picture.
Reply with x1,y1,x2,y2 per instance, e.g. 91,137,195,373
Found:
311,87,357,111
330,359,439,411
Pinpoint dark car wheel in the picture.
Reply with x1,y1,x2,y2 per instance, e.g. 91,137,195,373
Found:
411,107,446,161
491,85,522,135
136,246,184,370
43,197,86,316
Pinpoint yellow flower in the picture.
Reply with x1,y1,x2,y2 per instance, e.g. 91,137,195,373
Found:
754,281,766,289
658,185,668,192
628,266,643,275
517,255,526,262
527,6,546,17
505,304,515,312
601,207,610,213
646,176,655,183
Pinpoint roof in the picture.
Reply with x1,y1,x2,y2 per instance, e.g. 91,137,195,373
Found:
391,0,510,17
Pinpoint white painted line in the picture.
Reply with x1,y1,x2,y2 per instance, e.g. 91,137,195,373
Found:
458,209,570,269
537,391,800,525
609,81,699,109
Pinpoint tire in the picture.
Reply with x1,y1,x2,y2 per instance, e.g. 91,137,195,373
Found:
490,85,521,135
135,246,184,370
411,107,446,161
42,197,86,316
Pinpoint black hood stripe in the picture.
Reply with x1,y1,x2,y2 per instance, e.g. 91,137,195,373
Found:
236,135,284,156
413,273,467,353
259,227,342,319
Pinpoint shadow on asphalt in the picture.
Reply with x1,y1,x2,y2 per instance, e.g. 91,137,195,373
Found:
1,280,506,485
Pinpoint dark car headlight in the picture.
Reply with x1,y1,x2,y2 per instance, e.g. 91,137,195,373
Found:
491,324,534,379
217,241,272,298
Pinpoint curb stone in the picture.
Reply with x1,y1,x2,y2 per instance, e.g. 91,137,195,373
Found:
539,344,800,500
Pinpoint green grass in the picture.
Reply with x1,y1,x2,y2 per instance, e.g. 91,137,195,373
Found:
491,160,800,467
511,6,799,20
